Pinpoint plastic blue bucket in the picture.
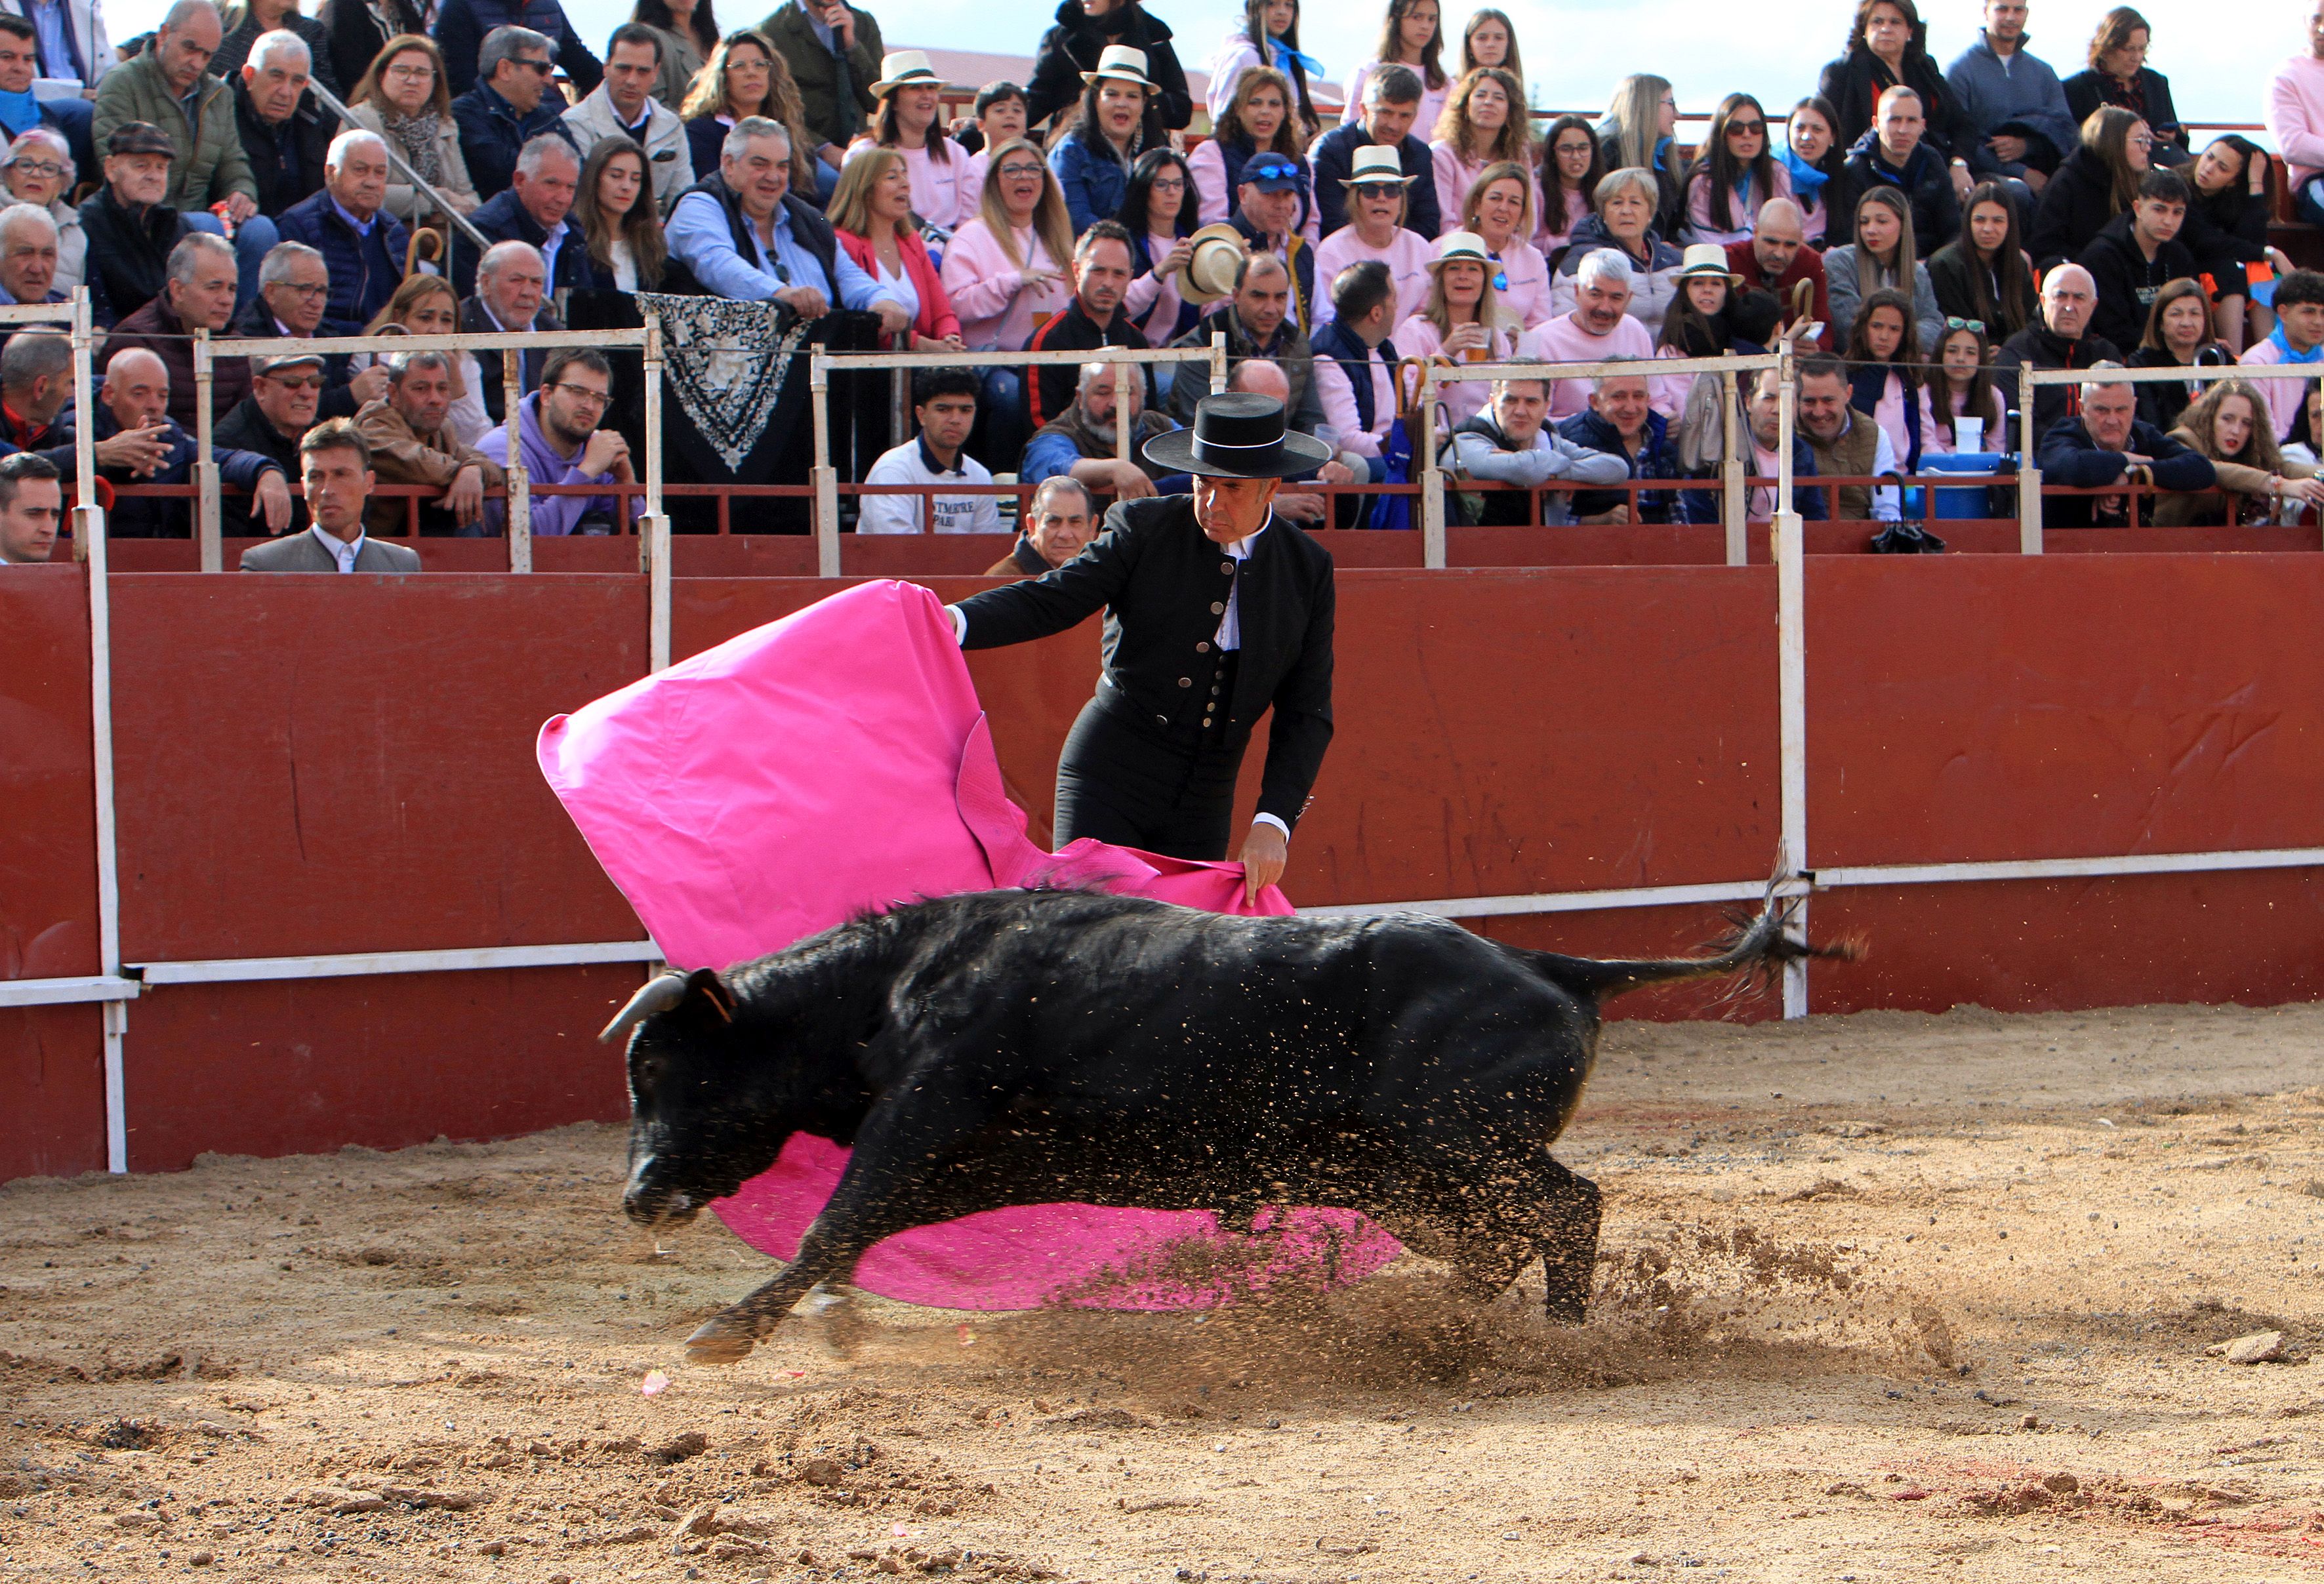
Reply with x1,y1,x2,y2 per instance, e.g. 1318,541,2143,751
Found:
1922,453,2005,519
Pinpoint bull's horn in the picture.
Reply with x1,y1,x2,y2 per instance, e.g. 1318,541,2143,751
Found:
599,971,689,1044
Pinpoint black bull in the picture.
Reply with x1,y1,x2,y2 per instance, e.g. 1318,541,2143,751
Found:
604,888,1826,1364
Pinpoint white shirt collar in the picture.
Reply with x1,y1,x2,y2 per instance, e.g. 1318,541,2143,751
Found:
1220,511,1271,561
310,523,365,572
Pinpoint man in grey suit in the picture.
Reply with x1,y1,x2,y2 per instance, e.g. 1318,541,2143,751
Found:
239,417,420,572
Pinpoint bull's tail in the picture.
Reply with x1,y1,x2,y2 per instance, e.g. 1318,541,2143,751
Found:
1513,880,1858,1005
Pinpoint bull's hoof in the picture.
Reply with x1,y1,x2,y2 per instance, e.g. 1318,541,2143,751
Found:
683,1314,760,1366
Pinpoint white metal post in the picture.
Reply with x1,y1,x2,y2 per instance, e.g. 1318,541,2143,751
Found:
2016,361,2041,554
193,331,219,569
78,485,124,1167
69,293,94,559
503,355,530,571
642,512,670,672
1209,331,1227,394
1774,341,1808,1019
1720,362,1745,567
642,319,663,523
810,355,840,577
1419,366,1445,569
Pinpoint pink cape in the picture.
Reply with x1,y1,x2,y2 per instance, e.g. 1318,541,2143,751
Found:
538,580,1400,1310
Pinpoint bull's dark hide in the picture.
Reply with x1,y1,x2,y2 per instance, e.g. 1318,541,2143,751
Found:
609,885,1820,1363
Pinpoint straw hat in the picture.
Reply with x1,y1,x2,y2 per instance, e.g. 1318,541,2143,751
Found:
1340,144,1415,188
1425,230,1492,273
1143,392,1334,479
1673,242,1743,286
1081,44,1154,89
869,51,942,98
1175,223,1247,307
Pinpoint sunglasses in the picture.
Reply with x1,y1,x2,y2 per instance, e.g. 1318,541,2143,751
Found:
1351,181,1403,199
1726,120,1766,136
1944,316,1986,333
260,372,325,389
513,57,556,75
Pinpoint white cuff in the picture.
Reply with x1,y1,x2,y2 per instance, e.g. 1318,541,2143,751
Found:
948,604,967,645
1252,812,1290,838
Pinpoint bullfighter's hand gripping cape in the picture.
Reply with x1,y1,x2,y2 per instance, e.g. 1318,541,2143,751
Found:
537,580,1400,1309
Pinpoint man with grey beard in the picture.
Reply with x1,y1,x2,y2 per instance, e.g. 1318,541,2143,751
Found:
1019,359,1182,498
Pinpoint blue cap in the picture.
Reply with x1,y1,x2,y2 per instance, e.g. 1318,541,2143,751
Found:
1240,152,1301,193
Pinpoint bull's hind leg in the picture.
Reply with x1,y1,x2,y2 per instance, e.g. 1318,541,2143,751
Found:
1533,1155,1603,1326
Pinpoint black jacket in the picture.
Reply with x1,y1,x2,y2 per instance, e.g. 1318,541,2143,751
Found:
209,9,343,99
2182,178,2271,285
2125,343,2232,433
2062,67,2183,153
1310,123,1440,241
1926,238,2034,342
77,185,191,328
1829,129,1959,254
2027,144,2125,271
455,185,584,299
233,78,334,219
2037,414,2214,526
1817,41,1970,159
214,393,310,537
1992,319,2123,445
316,0,426,100
954,493,1335,830
2076,211,2197,352
1025,0,1191,138
229,295,366,420
1025,296,1151,432
1596,130,1688,241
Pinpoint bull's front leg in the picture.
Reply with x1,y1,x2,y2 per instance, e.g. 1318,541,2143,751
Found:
687,1074,1004,1365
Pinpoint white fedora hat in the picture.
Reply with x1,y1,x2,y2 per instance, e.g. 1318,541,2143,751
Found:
1081,44,1154,89
870,50,943,98
1341,144,1416,187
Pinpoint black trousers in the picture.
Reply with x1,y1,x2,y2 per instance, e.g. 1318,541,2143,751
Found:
1054,680,1249,862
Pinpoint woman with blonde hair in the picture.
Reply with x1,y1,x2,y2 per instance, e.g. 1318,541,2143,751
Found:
2028,105,2150,268
2161,378,2323,525
939,136,1075,464
1339,0,1448,136
1599,73,1686,239
571,138,668,291
1461,160,1551,330
1392,229,1521,428
1429,66,1530,244
355,275,487,445
682,30,817,196
342,35,479,222
1189,65,1316,240
831,146,966,351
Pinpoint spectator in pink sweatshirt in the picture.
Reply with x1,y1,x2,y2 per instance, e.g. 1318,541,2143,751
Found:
2268,5,2324,227
1530,247,1657,420
2237,268,2324,439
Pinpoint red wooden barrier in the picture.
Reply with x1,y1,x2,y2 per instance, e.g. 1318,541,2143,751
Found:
14,554,2324,1179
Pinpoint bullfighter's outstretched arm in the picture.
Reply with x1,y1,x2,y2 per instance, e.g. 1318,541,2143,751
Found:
946,500,1146,649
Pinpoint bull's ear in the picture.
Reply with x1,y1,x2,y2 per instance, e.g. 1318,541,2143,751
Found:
687,967,737,1025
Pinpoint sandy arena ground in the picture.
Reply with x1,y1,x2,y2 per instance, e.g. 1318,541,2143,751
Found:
14,1002,2324,1583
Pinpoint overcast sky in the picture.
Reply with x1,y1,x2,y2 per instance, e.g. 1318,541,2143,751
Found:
113,0,2303,132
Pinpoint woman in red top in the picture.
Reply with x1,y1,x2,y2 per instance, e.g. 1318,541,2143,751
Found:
827,147,966,351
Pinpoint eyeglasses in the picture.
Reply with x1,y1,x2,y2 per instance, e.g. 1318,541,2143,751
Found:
1944,316,1986,333
8,160,64,178
548,381,612,409
384,62,434,79
272,280,329,298
996,162,1045,179
1149,174,1186,191
2127,132,2154,148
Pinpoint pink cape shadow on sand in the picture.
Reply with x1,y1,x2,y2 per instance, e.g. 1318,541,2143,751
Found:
537,579,1401,1311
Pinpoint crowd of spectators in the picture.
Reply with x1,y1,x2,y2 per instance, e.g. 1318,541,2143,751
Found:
7,0,2324,571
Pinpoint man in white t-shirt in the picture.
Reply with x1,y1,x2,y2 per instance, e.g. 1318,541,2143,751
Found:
858,367,1000,535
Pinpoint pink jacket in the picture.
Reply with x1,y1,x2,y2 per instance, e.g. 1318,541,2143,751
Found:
2270,54,2324,188
1535,186,1593,255
1313,338,1396,457
1429,140,1488,239
836,225,961,344
1867,370,1949,467
2238,337,2314,441
1311,223,1432,327
846,136,977,234
938,218,1072,350
1681,163,1795,248
1526,310,1656,419
1393,311,1522,428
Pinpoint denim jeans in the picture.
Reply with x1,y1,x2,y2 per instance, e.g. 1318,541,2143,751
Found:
182,209,280,317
